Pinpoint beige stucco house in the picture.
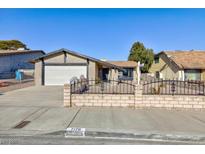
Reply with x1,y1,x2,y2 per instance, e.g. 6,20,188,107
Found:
149,50,205,81
32,48,137,85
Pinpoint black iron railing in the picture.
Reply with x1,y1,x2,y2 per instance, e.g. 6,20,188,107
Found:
143,79,205,96
70,79,135,95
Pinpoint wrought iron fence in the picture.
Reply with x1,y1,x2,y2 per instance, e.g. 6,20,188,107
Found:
143,79,205,96
70,79,135,95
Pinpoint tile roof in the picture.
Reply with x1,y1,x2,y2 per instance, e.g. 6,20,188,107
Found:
164,50,205,69
107,61,138,68
0,50,45,56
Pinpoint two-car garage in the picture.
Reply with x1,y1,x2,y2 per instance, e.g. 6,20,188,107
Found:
44,64,87,85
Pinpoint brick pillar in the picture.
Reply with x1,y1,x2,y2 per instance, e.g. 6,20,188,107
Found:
64,84,71,107
134,83,143,108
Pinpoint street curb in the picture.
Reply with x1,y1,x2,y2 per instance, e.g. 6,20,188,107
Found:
47,129,205,143
85,131,205,143
1,129,205,143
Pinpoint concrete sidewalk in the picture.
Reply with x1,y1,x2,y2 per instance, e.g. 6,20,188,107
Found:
70,108,205,134
67,107,205,142
1,106,205,143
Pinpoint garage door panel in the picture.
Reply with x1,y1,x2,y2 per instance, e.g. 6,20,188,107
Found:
45,65,87,85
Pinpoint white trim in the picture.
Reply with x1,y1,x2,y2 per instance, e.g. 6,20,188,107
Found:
178,70,185,81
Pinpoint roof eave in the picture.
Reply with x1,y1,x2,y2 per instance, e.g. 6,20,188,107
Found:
32,48,122,70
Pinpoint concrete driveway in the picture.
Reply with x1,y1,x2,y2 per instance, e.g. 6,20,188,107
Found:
0,86,80,134
0,86,64,107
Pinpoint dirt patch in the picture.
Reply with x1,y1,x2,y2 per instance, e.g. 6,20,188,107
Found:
0,79,34,93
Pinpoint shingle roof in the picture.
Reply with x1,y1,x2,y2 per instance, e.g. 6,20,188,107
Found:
163,50,205,69
0,50,45,56
32,48,122,70
107,61,137,68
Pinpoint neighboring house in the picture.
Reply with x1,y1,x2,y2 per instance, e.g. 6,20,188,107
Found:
32,48,138,86
149,50,205,81
0,50,45,79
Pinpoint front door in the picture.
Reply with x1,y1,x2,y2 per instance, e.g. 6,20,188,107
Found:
102,68,109,81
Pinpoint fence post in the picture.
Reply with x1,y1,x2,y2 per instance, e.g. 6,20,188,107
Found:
134,82,143,108
64,84,71,107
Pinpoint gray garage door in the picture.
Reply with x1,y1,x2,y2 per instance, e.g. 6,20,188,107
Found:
44,65,87,85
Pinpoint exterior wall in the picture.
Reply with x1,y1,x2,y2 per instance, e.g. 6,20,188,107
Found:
160,64,179,79
149,56,166,74
0,52,44,79
44,53,87,63
95,64,102,80
66,53,87,63
34,61,43,86
149,53,180,80
44,53,64,63
201,70,205,81
64,83,205,109
88,60,96,80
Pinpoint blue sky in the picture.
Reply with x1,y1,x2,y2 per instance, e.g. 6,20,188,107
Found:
0,9,205,60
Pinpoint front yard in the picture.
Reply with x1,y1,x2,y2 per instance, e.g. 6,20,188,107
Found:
0,79,34,93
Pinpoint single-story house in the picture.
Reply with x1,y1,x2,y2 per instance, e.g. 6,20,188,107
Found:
32,48,138,86
0,49,45,79
149,50,205,81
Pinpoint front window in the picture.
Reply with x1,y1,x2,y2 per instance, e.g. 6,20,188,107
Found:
184,69,201,81
119,68,133,80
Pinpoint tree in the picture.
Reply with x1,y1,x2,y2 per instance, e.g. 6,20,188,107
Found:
128,41,154,73
0,40,28,50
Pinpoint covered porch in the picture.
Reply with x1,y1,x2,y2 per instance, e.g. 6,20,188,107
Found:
95,61,137,82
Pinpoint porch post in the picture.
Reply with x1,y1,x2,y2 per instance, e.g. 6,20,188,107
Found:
133,69,137,82
109,68,118,80
179,70,185,81
182,70,185,81
137,61,141,85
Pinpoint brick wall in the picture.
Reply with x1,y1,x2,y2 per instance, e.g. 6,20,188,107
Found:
64,84,71,107
136,95,205,109
71,94,135,107
64,83,205,109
